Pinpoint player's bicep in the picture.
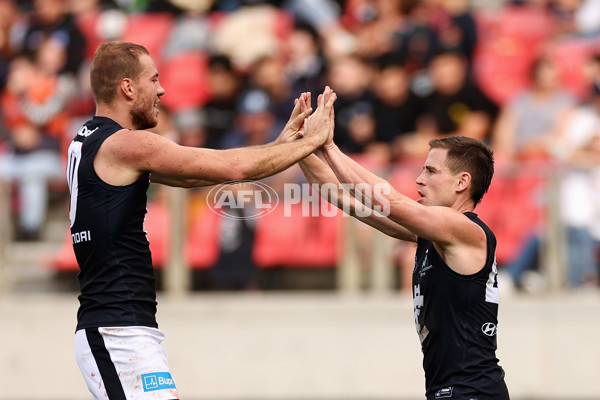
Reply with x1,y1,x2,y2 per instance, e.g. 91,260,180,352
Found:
386,200,478,246
116,131,238,183
149,172,217,188
354,212,417,242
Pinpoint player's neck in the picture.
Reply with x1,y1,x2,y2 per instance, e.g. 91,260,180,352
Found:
451,196,475,215
96,103,134,130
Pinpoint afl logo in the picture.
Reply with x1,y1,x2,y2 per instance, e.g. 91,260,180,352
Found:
207,180,279,220
481,322,497,336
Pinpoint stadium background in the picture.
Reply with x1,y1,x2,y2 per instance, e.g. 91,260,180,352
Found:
0,0,599,399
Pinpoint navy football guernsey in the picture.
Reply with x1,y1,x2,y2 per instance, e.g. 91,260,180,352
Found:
412,212,509,400
67,116,157,331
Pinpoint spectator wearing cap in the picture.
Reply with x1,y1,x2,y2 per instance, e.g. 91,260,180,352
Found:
248,55,296,127
219,88,285,149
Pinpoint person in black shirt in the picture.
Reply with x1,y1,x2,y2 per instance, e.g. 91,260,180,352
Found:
400,51,498,160
68,41,336,400
295,94,508,399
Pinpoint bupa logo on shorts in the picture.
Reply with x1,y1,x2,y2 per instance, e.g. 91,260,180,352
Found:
435,386,453,398
141,372,176,392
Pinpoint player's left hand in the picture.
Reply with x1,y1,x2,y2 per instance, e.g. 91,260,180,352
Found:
276,92,312,145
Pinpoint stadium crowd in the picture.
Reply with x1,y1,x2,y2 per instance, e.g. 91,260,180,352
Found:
0,0,599,292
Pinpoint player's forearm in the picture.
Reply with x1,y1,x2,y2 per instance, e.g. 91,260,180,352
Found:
300,153,416,241
322,144,391,194
231,136,321,181
299,153,339,187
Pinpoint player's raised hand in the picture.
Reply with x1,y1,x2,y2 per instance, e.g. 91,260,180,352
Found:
320,89,335,149
275,92,313,145
304,86,337,147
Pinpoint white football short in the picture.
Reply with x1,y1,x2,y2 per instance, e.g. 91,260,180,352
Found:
75,326,179,400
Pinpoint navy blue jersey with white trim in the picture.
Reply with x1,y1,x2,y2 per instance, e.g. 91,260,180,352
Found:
413,212,509,400
67,116,157,331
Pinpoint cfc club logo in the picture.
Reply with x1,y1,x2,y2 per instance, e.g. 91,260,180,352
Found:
207,181,279,220
481,322,497,336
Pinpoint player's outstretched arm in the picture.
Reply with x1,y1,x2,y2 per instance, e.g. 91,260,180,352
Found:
299,153,417,242
98,88,336,188
289,92,416,242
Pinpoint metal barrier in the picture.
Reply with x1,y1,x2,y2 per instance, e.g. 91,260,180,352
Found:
0,180,10,294
0,162,575,295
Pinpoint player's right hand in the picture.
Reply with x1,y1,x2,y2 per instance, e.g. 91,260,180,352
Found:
304,86,337,147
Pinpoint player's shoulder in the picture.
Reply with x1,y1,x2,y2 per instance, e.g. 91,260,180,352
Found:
102,128,175,164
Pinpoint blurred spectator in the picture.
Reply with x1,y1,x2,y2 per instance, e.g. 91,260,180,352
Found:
550,0,600,37
555,80,600,288
582,51,600,100
434,0,478,65
500,234,546,293
283,0,355,57
210,205,257,290
352,0,408,60
400,50,498,158
327,53,378,153
371,54,423,159
341,100,378,153
212,4,284,72
21,0,87,76
219,88,284,149
283,20,327,98
502,80,600,291
492,54,576,161
162,2,212,59
0,53,67,240
248,55,296,125
201,54,243,149
0,0,26,91
392,0,439,74
173,109,206,148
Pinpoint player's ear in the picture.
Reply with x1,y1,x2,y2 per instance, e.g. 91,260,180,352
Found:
456,172,471,193
120,78,135,100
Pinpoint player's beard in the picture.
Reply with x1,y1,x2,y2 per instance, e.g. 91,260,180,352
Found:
131,95,158,130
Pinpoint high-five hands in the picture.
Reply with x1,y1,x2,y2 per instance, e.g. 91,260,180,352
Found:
276,87,336,148
276,92,313,145
304,86,336,147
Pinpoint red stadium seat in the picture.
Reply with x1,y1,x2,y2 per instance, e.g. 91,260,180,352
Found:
185,207,220,269
387,162,548,265
494,7,554,46
76,11,103,61
253,202,342,268
159,51,210,112
473,7,555,105
121,13,175,66
47,230,78,271
476,165,547,264
144,201,170,268
548,37,599,100
47,201,171,270
388,163,422,201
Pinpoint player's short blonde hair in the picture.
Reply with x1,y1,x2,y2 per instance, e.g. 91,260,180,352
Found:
90,41,150,104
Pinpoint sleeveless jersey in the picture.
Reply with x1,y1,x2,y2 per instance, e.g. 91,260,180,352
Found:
412,212,509,400
67,116,157,331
